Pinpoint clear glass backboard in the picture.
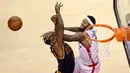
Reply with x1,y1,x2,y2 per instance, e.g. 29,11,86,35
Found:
113,0,130,67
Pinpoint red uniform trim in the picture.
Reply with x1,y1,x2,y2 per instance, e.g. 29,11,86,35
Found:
85,46,97,73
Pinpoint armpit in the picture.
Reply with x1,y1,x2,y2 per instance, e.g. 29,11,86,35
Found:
51,45,65,59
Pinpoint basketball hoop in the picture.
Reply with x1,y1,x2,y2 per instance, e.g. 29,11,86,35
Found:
83,24,130,43
84,24,115,43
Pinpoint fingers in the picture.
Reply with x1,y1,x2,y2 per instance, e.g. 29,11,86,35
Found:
59,2,63,7
59,2,61,5
55,2,59,8
56,2,58,5
56,2,63,8
55,2,58,8
60,5,63,7
55,2,63,14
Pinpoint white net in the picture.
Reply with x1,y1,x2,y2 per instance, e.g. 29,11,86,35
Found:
93,27,113,60
98,42,111,60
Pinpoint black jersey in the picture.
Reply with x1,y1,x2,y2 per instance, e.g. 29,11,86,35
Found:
51,43,75,73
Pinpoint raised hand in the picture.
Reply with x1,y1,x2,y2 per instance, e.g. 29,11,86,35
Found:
55,2,63,14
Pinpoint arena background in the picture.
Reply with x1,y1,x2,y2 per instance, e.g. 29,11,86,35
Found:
0,0,130,73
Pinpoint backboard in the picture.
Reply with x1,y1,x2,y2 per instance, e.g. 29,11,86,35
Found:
113,0,130,67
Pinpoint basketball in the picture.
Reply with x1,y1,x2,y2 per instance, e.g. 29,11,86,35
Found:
8,16,23,31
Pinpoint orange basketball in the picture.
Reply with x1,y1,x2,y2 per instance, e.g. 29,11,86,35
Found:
8,16,23,31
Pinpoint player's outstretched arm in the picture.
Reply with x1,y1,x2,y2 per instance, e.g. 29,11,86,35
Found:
64,26,80,32
63,32,91,48
52,2,64,59
63,32,83,42
54,2,64,44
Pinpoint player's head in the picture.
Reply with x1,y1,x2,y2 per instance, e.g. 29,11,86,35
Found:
41,31,56,46
80,15,96,31
51,15,57,24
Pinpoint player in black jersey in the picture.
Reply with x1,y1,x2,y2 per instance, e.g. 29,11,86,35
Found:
41,2,75,73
